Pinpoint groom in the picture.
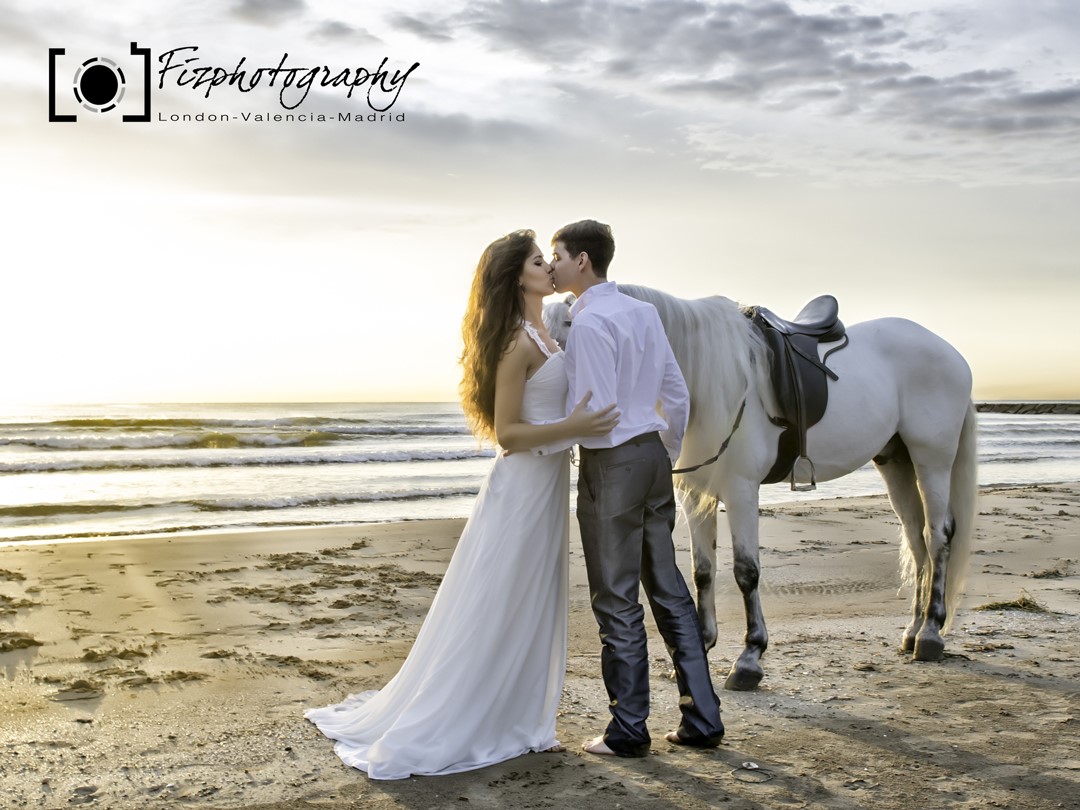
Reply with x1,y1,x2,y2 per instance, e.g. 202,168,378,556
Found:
544,219,724,756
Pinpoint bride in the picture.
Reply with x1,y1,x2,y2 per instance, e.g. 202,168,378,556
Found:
305,229,618,780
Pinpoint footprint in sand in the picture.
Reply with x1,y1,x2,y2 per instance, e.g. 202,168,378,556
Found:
51,679,105,702
0,631,44,652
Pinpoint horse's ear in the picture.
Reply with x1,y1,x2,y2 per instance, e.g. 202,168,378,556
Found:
564,294,577,305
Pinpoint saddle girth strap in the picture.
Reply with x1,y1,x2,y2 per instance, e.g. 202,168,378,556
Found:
672,399,746,475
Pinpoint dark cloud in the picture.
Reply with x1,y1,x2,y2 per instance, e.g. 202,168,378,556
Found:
937,113,1079,135
311,20,383,45
955,69,1015,84
231,0,306,27
867,70,1080,135
901,36,950,54
388,13,454,42
458,1,901,73
1011,87,1080,109
449,0,923,117
453,0,1080,144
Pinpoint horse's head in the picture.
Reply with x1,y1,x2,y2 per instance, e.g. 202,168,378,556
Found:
542,294,576,349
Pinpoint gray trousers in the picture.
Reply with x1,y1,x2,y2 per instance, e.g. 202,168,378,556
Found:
577,432,724,756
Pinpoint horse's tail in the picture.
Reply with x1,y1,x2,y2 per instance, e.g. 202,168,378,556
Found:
944,400,978,632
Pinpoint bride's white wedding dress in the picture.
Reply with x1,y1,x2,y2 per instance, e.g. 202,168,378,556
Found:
305,324,569,780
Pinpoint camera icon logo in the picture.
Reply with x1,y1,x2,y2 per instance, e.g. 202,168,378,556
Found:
73,57,126,112
49,42,151,122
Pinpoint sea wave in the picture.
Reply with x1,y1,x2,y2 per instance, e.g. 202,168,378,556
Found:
981,451,1080,464
192,488,481,511
0,427,468,453
0,516,442,545
0,426,467,451
0,447,496,474
0,415,467,432
981,424,1080,437
0,487,482,521
0,431,336,450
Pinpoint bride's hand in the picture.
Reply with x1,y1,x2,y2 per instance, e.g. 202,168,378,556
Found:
568,391,620,437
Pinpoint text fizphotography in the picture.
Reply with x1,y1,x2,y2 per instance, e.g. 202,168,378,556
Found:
48,41,419,125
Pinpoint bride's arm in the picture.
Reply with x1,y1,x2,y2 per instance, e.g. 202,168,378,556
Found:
493,334,618,454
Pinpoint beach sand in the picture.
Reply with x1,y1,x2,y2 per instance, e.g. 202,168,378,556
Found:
2,483,1078,809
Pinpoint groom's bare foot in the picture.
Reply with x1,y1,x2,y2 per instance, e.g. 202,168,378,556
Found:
582,735,616,756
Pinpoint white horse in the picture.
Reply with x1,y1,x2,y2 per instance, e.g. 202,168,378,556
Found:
544,286,977,690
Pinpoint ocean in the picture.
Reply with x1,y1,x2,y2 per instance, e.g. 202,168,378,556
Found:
1,403,1078,546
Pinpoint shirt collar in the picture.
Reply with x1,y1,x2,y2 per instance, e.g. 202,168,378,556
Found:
569,281,617,319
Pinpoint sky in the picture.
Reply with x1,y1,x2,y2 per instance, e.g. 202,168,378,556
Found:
2,0,1079,404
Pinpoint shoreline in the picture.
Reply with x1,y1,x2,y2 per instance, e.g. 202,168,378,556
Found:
5,477,1080,552
2,482,1078,809
0,517,440,551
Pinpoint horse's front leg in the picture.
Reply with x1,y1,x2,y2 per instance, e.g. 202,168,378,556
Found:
724,483,768,691
683,491,719,650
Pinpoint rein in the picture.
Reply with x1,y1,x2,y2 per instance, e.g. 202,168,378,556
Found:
672,399,746,475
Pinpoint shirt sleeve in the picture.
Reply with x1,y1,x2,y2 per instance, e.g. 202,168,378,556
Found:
657,331,690,464
565,321,618,424
531,319,618,457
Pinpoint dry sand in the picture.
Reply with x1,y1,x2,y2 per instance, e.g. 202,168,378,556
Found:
1,483,1078,809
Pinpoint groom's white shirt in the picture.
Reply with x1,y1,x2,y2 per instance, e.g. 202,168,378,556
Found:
535,281,690,464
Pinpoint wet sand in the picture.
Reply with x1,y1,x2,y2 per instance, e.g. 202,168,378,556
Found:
2,483,1078,809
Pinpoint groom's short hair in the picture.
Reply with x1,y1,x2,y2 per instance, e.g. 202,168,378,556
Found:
553,220,614,277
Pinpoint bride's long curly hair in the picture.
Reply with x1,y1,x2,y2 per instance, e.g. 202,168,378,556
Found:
460,229,535,443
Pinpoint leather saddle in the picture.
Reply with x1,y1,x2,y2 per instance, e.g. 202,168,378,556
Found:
747,295,848,490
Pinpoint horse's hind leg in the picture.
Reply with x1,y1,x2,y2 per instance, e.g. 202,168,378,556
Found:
907,460,957,662
874,437,928,653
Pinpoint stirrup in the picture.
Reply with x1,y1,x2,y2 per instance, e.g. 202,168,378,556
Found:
790,456,817,492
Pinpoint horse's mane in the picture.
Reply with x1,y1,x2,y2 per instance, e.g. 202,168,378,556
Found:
618,284,774,449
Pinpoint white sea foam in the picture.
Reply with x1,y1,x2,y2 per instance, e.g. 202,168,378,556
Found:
0,448,495,474
0,404,1076,544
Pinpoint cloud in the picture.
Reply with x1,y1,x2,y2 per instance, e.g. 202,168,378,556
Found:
865,71,1080,141
7,0,1078,190
458,1,905,74
231,0,306,27
1010,86,1080,109
311,20,383,45
451,1,936,125
388,13,455,42
448,0,1080,184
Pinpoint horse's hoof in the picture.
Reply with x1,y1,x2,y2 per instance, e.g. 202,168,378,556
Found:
724,666,763,691
913,635,945,662
900,634,916,653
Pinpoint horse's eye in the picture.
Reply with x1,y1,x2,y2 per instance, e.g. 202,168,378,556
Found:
563,320,571,327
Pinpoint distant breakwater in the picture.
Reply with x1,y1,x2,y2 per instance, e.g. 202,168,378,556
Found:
977,402,1080,415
